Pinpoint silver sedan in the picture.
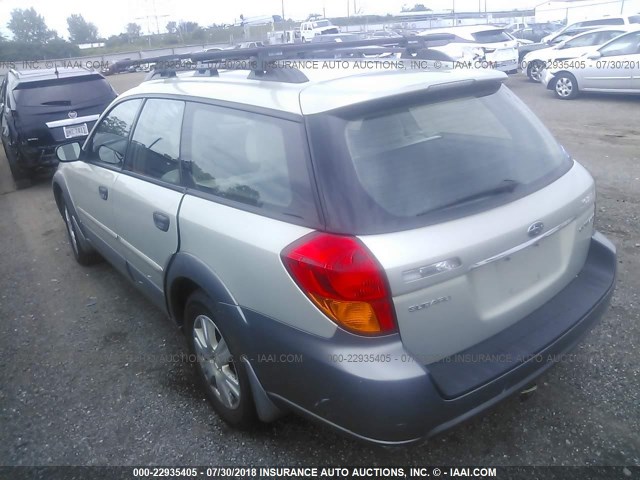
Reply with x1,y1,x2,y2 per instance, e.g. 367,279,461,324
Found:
542,28,640,99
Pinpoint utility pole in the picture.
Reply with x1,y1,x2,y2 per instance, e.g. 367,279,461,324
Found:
620,0,625,14
452,0,456,25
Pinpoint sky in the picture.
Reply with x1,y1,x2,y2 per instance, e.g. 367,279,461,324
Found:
0,0,543,39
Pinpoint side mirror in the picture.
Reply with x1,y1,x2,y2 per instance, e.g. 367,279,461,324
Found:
587,51,602,60
56,142,82,162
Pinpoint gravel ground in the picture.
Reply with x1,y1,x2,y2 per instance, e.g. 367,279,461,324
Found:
0,72,638,469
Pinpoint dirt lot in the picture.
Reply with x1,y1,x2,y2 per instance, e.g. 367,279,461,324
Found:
0,71,639,468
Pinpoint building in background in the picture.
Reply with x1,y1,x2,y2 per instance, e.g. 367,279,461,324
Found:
535,0,640,23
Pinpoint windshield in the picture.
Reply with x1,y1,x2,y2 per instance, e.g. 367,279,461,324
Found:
14,77,115,107
313,20,332,28
307,85,571,234
471,29,512,43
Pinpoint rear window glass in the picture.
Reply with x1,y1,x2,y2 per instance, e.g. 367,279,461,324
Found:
308,85,571,234
14,77,115,107
471,30,512,43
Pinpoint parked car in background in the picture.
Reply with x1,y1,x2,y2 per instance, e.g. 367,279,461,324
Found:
51,40,616,444
310,33,363,44
506,31,533,48
511,23,559,43
101,59,132,76
300,19,340,42
368,30,399,39
523,26,631,81
506,22,529,32
541,15,640,43
1,68,117,188
420,25,519,73
233,42,264,49
517,26,596,62
542,28,640,99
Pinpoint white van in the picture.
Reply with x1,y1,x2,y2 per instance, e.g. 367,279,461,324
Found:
300,19,339,42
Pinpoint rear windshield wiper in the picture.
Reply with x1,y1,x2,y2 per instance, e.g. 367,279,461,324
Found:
417,179,520,217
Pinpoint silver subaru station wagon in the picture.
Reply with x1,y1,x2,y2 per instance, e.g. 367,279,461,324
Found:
52,44,616,445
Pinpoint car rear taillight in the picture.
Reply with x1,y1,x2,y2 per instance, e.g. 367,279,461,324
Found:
281,233,397,336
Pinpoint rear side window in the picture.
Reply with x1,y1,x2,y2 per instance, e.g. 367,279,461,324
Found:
13,76,115,107
564,32,601,48
307,85,572,234
182,103,318,225
126,99,185,185
629,15,640,24
471,29,511,43
598,30,626,43
600,31,640,56
581,18,624,26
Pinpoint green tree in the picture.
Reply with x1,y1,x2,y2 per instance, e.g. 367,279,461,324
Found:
178,21,200,35
7,8,57,44
166,20,177,34
125,22,142,40
67,14,99,44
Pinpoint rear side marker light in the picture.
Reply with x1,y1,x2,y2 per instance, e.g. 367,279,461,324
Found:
281,233,397,336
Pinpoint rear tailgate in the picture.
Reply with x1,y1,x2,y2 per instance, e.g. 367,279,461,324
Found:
13,76,116,145
304,77,598,383
360,162,595,365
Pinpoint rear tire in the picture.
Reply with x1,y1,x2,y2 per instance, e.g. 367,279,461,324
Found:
62,202,101,265
553,72,579,100
4,143,32,189
185,290,256,428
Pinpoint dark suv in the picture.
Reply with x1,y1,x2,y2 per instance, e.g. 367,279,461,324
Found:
1,67,117,188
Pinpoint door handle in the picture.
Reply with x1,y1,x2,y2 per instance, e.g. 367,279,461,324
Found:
98,186,108,200
153,212,170,232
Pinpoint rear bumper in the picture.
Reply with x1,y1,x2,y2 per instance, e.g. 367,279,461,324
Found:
492,58,519,72
239,233,616,445
18,144,61,170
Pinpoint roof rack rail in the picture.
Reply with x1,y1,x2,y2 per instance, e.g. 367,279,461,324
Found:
122,34,456,84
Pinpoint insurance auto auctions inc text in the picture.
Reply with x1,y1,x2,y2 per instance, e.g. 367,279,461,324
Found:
0,60,110,71
253,466,498,478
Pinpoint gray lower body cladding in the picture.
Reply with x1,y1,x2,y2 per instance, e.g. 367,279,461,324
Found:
230,233,615,445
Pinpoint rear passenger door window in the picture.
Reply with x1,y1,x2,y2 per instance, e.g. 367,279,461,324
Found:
600,31,640,56
182,102,317,223
125,99,185,185
85,99,142,167
564,32,600,48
